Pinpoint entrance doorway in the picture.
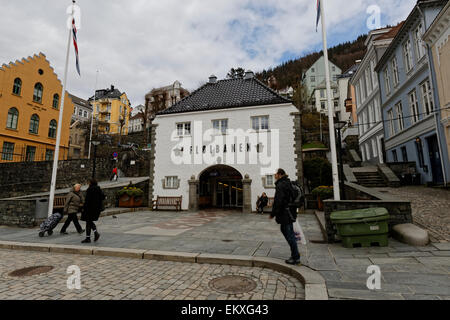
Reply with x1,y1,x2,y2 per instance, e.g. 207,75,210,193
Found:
426,135,444,184
198,165,243,209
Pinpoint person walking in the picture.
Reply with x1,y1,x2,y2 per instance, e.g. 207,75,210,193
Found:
110,167,118,181
256,192,269,214
60,184,84,235
270,169,301,265
81,179,105,243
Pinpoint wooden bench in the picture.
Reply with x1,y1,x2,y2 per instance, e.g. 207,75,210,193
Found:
53,196,67,211
152,196,182,211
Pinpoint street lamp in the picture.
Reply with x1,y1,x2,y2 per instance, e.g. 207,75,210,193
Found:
91,140,101,179
334,121,347,200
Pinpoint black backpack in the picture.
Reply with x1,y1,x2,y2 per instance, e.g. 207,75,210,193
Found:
289,181,305,208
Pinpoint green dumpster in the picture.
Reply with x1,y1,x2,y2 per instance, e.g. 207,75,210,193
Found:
330,208,390,248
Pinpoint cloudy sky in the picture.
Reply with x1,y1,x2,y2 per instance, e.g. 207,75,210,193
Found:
0,0,416,106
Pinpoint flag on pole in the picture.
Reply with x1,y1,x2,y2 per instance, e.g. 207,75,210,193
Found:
72,18,81,76
316,0,321,32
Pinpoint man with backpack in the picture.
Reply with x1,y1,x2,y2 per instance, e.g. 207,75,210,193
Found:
270,168,301,265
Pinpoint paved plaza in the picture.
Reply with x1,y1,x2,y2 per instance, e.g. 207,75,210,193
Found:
0,249,304,300
0,205,449,300
376,186,450,243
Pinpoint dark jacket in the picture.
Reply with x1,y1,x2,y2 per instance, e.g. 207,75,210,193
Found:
64,190,84,215
257,195,269,207
271,176,295,225
81,185,105,222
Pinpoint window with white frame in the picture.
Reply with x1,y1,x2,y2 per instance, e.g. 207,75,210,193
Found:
368,103,374,128
164,176,179,189
371,58,378,88
403,39,413,73
388,109,395,136
409,90,419,124
363,110,368,133
395,102,404,131
392,57,399,86
374,98,381,122
365,68,372,94
420,80,434,116
384,67,391,95
252,116,269,131
414,23,426,60
355,83,361,106
361,78,367,101
365,144,371,160
212,119,228,134
372,139,378,158
177,122,191,136
320,89,325,98
263,174,275,188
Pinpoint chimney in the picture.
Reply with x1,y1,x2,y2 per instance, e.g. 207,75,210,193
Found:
209,75,217,84
111,85,115,91
244,70,254,80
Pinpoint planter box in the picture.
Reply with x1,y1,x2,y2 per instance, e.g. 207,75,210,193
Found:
118,195,143,208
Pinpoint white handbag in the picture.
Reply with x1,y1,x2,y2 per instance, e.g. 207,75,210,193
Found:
293,220,307,245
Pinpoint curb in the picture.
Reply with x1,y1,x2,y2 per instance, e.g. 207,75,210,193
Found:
0,241,328,300
34,207,150,226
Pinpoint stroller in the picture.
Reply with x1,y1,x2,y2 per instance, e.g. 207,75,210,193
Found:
38,212,63,237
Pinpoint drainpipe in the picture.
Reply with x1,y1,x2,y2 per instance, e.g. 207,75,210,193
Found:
418,5,448,186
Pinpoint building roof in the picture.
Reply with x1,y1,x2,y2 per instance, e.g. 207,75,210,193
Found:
88,85,123,101
129,113,143,121
375,0,447,71
156,76,291,116
373,21,405,41
338,63,360,79
69,93,92,110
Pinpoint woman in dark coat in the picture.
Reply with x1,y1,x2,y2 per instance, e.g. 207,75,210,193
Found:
256,192,269,214
81,179,105,243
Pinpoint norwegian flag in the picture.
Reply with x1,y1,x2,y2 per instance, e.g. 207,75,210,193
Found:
316,0,321,32
72,18,80,76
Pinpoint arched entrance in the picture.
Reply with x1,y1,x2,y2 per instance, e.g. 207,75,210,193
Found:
198,165,244,209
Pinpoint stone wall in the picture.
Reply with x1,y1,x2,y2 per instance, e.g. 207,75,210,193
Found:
0,200,36,227
323,182,412,243
0,159,113,199
0,179,149,228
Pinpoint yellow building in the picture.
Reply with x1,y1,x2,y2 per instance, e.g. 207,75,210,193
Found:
0,53,74,162
89,85,131,136
424,1,450,164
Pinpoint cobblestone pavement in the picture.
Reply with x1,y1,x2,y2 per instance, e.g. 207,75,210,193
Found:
376,186,450,242
0,249,304,300
1,210,449,300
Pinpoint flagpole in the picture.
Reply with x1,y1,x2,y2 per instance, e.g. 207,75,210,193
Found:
48,1,75,217
319,0,340,200
88,70,99,159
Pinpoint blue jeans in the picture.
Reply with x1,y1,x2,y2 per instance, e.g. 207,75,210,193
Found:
280,223,300,260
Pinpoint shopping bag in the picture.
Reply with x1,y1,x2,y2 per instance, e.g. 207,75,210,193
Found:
293,221,307,245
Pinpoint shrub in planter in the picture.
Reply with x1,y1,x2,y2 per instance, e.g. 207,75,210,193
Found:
312,186,334,210
117,187,144,207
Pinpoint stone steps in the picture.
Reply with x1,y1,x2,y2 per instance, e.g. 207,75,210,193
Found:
354,172,387,188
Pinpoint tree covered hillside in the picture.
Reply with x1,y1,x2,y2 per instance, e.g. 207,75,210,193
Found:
256,34,368,90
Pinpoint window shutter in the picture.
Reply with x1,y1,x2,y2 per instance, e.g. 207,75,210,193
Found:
162,179,166,189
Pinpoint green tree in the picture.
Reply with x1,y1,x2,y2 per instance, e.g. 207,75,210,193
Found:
227,67,245,79
303,157,332,191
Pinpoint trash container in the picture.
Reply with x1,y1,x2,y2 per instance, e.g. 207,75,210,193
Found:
35,198,49,219
330,207,390,248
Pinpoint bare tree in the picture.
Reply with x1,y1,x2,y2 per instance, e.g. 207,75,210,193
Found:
227,67,245,79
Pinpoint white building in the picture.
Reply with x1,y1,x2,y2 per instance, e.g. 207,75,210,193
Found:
151,72,302,212
304,55,342,98
350,24,401,164
128,113,144,133
131,104,145,117
311,80,340,116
